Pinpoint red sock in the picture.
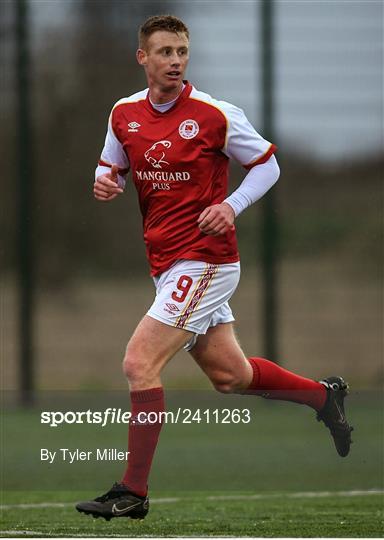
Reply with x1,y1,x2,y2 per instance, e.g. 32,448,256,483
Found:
121,387,165,496
246,357,326,411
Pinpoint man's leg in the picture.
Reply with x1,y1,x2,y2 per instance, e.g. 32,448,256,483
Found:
76,315,192,520
190,323,325,408
189,323,353,455
120,315,192,493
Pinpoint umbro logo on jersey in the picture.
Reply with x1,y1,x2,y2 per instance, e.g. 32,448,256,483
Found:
127,121,141,132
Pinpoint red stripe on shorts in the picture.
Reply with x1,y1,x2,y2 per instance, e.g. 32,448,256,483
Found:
175,264,219,329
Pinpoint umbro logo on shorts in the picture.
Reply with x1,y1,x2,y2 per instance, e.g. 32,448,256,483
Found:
164,303,180,315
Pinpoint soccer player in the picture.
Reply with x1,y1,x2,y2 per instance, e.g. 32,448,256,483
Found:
76,15,353,521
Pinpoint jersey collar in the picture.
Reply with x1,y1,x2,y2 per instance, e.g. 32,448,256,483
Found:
144,81,193,115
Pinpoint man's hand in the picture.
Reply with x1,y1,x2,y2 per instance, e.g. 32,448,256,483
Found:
197,202,235,236
94,164,124,202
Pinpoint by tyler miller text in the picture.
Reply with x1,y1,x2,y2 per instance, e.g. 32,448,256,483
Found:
40,448,130,464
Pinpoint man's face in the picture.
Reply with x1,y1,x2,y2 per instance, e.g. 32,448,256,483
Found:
137,31,189,92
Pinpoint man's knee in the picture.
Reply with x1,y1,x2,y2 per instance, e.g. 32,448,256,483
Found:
211,371,242,394
122,355,139,383
122,340,149,385
122,332,173,386
122,315,192,386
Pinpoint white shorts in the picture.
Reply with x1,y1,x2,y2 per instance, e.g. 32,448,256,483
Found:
147,259,241,351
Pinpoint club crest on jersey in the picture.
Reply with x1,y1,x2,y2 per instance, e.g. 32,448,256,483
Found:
144,140,172,169
127,121,141,132
179,119,199,139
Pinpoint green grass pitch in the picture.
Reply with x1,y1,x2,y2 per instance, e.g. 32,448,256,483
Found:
1,491,383,537
1,391,383,537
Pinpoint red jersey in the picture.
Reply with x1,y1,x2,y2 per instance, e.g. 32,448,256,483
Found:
96,82,276,276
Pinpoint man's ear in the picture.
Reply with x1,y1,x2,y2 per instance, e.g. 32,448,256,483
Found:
136,48,147,66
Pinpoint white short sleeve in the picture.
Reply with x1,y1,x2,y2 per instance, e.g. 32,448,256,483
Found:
219,102,276,168
96,111,130,186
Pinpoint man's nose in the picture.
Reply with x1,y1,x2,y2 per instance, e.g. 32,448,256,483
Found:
170,52,180,65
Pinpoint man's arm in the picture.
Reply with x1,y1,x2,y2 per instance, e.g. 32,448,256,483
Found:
198,100,280,236
197,155,280,236
224,154,280,216
94,108,130,202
